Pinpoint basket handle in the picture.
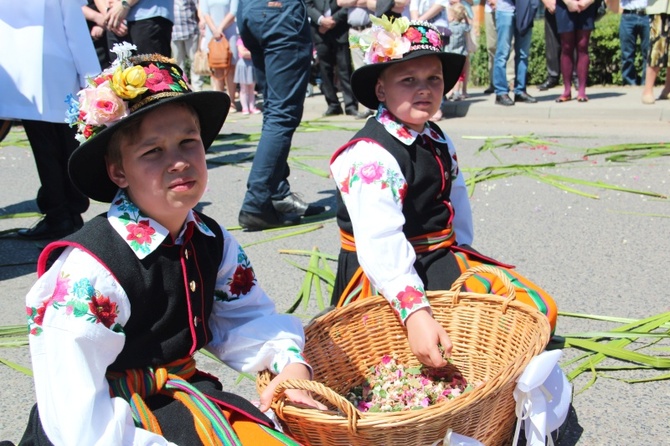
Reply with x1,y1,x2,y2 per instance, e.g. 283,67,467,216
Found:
272,378,361,434
449,264,516,311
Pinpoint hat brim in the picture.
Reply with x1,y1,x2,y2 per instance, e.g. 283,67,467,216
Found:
351,50,466,110
68,91,230,203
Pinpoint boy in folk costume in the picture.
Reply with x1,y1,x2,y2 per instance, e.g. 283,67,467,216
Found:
20,45,324,446
331,17,558,368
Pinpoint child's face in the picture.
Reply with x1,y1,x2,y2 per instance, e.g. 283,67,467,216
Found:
375,56,444,132
106,103,207,235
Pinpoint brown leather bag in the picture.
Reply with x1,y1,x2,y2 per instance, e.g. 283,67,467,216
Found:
207,36,232,77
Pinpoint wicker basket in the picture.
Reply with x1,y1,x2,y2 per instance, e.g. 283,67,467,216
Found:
258,265,551,446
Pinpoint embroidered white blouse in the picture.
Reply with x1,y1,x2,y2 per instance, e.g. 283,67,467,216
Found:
330,107,474,322
25,191,307,446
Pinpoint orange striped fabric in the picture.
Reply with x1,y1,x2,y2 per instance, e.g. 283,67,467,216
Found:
337,229,557,332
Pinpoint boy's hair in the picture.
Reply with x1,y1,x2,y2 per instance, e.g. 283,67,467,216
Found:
106,102,201,167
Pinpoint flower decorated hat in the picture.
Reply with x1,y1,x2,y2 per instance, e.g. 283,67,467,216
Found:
349,15,466,110
66,44,230,203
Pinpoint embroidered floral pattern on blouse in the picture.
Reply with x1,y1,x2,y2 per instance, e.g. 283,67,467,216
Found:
108,190,215,260
340,159,407,205
110,191,161,256
391,285,429,321
27,274,122,336
375,104,459,181
215,246,257,302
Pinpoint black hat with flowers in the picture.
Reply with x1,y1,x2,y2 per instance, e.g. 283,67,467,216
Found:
66,44,230,203
350,16,466,110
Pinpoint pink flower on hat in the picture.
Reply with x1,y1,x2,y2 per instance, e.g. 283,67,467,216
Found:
79,81,128,127
426,29,441,47
144,63,173,92
366,30,411,64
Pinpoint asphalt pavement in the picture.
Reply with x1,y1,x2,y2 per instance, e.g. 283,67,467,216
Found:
1,84,669,445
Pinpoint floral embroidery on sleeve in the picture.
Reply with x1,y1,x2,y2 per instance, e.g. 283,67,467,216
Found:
391,285,429,321
27,274,122,336
271,345,307,374
340,160,407,205
214,247,257,302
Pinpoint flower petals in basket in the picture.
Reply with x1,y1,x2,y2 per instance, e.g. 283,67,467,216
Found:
257,265,551,446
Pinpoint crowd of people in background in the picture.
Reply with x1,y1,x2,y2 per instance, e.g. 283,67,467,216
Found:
77,0,669,114
1,0,668,238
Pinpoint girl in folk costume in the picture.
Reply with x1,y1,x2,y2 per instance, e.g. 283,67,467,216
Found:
332,16,558,368
19,45,324,446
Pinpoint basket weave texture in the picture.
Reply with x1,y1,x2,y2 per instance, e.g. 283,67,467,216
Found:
258,265,551,446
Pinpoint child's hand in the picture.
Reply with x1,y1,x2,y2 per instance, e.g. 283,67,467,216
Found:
405,308,453,368
259,363,328,412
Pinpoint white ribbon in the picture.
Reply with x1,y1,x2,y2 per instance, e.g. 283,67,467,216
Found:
430,429,485,446
511,350,572,446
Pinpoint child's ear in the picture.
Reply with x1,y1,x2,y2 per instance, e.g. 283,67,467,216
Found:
106,158,129,189
375,79,386,103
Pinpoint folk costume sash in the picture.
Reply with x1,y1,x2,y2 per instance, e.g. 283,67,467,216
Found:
336,229,558,332
107,356,301,446
337,227,457,307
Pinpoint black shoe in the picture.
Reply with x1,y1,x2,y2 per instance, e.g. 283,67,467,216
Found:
514,92,538,103
344,107,360,117
355,109,374,120
323,107,343,117
273,193,326,217
538,78,559,91
17,217,76,240
483,85,495,94
495,94,514,106
238,209,301,232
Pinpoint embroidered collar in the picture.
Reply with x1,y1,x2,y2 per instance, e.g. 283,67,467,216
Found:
375,103,448,146
107,189,216,259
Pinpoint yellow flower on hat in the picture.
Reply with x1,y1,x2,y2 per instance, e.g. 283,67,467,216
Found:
111,65,148,100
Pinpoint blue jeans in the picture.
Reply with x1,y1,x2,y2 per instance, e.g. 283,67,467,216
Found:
237,0,312,214
619,13,650,86
493,10,532,95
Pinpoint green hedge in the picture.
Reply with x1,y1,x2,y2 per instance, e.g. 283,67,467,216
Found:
469,12,667,87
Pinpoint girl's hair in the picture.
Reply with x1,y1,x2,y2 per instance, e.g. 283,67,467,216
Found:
105,102,201,166
450,3,467,22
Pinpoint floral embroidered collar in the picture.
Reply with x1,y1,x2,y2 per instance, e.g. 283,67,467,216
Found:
375,104,448,146
107,189,215,259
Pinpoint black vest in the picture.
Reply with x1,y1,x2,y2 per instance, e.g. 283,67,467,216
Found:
40,213,224,371
335,118,454,238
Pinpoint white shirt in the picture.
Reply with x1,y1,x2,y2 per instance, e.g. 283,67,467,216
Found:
0,0,100,123
330,107,473,321
26,190,307,446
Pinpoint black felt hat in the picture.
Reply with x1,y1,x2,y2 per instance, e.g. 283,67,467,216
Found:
67,51,230,203
350,17,466,110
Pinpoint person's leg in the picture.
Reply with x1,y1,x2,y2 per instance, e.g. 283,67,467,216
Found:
619,14,637,86
225,33,238,110
335,41,358,112
185,34,204,91
485,11,496,91
641,14,661,102
513,27,532,94
236,0,313,224
172,39,187,67
558,31,576,99
462,57,470,96
493,10,513,96
574,29,591,99
542,11,561,86
638,15,650,85
315,39,341,111
239,83,251,113
20,121,87,238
